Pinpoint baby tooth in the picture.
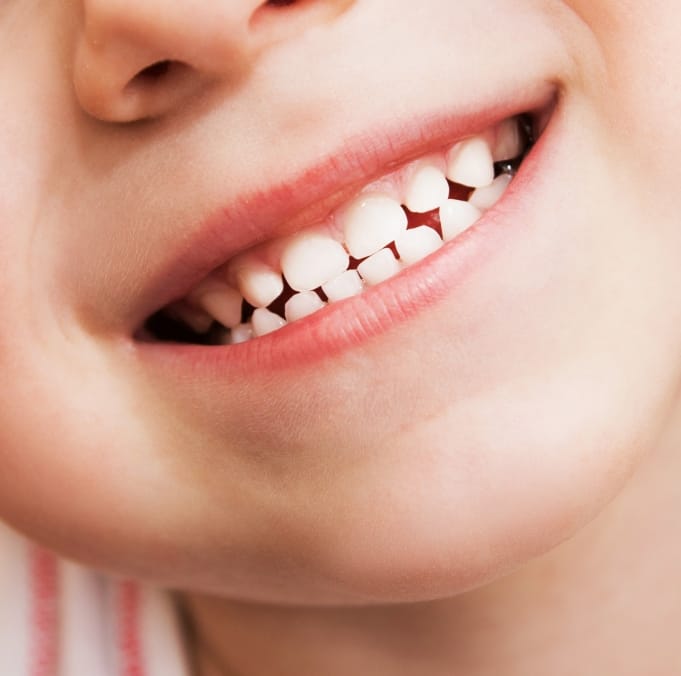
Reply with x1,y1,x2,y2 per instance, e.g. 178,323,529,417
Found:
403,164,450,214
252,308,286,337
167,301,214,334
322,270,364,302
281,232,349,292
446,136,495,188
197,285,243,329
469,174,512,211
234,261,284,308
439,199,482,241
493,118,522,161
357,247,402,286
341,194,408,259
230,323,254,344
395,226,442,265
285,291,326,322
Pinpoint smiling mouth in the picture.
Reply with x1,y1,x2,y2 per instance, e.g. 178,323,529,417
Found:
141,114,536,347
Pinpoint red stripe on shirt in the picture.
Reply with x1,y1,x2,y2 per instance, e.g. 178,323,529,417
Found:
118,581,146,676
29,547,59,676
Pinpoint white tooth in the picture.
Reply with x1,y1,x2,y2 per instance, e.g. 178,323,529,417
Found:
395,226,442,265
493,118,522,161
357,247,402,286
234,262,284,308
196,286,243,328
322,270,364,302
230,323,253,344
439,199,482,241
251,308,286,337
340,194,408,259
446,136,495,188
469,174,512,211
403,164,450,214
284,291,326,322
281,232,349,292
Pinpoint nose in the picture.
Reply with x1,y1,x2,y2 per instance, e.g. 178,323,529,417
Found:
73,0,353,123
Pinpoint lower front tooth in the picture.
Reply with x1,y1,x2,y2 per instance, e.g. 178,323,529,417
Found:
230,323,253,344
357,248,402,286
285,292,326,322
439,199,482,241
322,270,363,302
281,232,349,292
252,308,287,337
468,173,512,211
395,226,442,265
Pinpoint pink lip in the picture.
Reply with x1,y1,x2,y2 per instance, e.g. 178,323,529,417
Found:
129,84,558,374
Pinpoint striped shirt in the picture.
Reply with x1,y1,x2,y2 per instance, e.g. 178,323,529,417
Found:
0,522,191,676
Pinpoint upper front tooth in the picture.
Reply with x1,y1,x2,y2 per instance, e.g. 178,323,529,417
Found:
493,118,523,161
281,231,349,292
403,163,450,214
469,173,512,211
439,199,482,241
395,225,442,265
446,136,495,188
233,260,284,308
340,194,408,259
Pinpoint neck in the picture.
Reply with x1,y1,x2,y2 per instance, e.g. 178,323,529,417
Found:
181,409,681,676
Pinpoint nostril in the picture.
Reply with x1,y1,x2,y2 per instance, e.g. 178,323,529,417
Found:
266,0,298,5
135,60,173,81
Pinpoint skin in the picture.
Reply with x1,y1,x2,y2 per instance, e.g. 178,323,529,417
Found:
1,1,681,674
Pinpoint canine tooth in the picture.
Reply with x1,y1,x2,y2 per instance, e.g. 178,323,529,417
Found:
341,194,408,259
234,262,284,308
395,226,442,265
469,174,512,211
439,199,482,241
230,323,253,344
403,164,450,214
446,136,495,188
281,232,349,292
322,270,364,302
285,292,326,322
252,308,286,337
197,286,243,328
357,248,402,286
493,118,522,161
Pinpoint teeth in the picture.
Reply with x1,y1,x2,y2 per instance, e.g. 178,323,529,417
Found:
284,291,326,322
281,231,349,292
493,118,523,161
340,194,408,259
395,226,443,265
233,260,284,308
403,163,450,214
439,199,482,241
195,285,243,328
469,174,512,211
357,248,402,286
230,323,254,344
446,136,495,188
322,270,364,302
251,308,287,337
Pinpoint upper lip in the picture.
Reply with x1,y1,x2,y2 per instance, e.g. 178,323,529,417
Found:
129,80,557,335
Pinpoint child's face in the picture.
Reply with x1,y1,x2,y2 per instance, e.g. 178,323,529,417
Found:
2,1,680,602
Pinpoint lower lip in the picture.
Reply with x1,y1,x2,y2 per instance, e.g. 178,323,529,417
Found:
131,103,561,377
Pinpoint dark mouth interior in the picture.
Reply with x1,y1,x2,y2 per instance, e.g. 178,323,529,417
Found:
141,115,536,346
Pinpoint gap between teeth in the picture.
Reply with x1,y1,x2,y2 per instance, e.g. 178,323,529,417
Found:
171,116,528,344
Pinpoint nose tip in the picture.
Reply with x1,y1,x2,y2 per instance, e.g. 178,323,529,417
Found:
72,0,354,123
